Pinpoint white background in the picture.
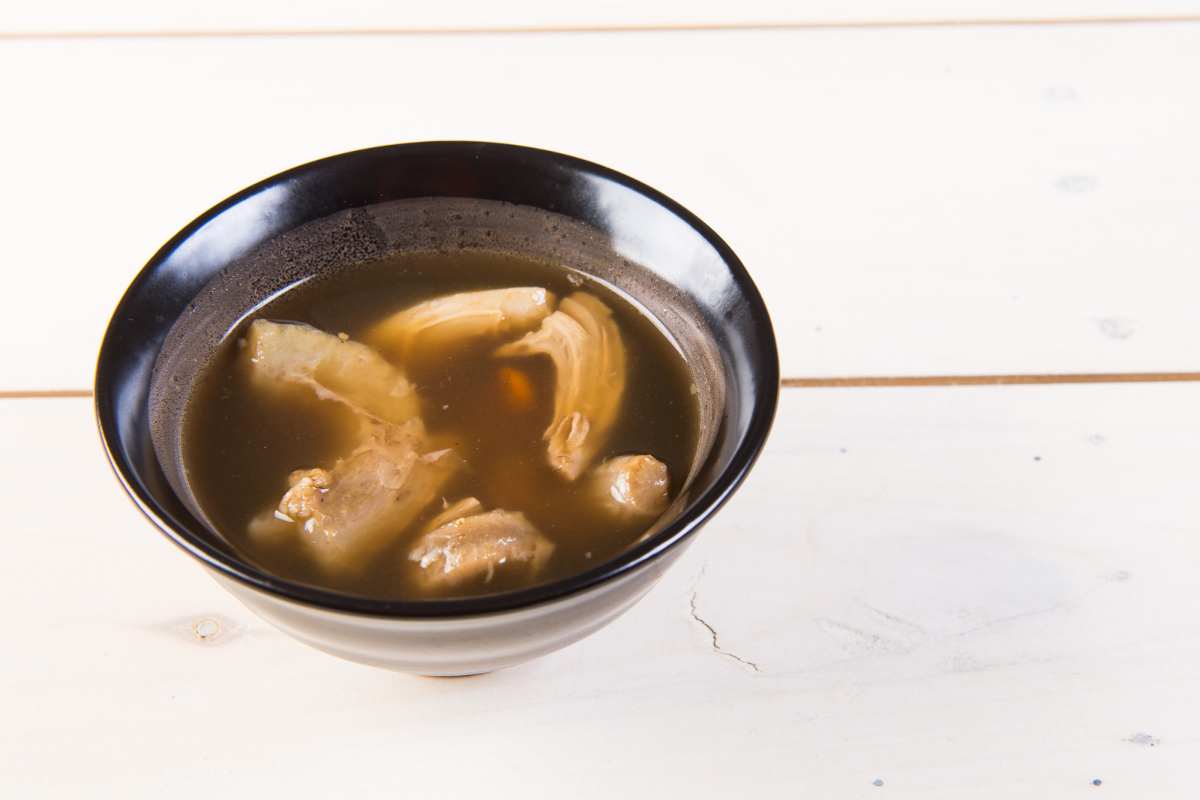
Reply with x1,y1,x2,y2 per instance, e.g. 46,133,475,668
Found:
2,3,1199,797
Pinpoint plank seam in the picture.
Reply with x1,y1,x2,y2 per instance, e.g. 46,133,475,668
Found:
6,372,1200,399
782,372,1200,388
2,15,1199,41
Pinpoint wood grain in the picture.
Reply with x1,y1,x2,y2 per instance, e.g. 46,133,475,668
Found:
4,388,1198,796
4,15,1200,40
4,25,1200,388
5,0,1200,36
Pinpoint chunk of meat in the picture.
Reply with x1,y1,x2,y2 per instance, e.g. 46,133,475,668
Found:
278,468,332,520
248,420,462,572
243,319,419,424
588,454,670,521
495,292,626,480
367,287,557,362
409,508,554,589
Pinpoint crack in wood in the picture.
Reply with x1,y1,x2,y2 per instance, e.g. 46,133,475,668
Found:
688,565,762,673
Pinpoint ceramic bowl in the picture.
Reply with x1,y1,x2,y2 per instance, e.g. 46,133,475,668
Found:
95,142,778,675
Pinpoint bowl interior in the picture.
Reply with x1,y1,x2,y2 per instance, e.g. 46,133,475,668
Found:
96,142,778,616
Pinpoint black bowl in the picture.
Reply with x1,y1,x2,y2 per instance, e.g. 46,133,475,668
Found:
96,142,778,625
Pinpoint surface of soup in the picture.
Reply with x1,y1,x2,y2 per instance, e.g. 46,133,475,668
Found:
184,249,698,600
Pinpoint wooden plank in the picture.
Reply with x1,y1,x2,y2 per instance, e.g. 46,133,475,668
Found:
4,1,1200,36
784,372,1200,387
2,386,1197,795
3,25,1199,389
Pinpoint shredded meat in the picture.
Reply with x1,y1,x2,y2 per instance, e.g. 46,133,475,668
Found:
368,287,556,362
495,292,626,480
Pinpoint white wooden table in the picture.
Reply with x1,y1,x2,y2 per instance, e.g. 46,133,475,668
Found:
3,4,1199,796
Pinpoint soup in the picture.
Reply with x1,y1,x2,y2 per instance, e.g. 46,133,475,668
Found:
184,249,698,600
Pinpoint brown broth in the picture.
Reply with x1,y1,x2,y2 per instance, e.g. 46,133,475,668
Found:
183,249,698,600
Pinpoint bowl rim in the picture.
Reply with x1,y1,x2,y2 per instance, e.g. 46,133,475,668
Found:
95,141,779,618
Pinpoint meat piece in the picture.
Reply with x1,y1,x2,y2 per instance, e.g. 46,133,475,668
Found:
367,287,557,362
409,508,554,589
278,468,333,520
243,319,420,424
495,292,626,480
248,420,462,572
589,454,670,521
422,497,485,533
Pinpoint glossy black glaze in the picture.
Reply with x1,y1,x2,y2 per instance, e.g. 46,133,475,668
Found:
95,142,779,617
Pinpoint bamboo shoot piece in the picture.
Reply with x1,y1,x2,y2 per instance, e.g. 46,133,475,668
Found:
243,320,420,424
